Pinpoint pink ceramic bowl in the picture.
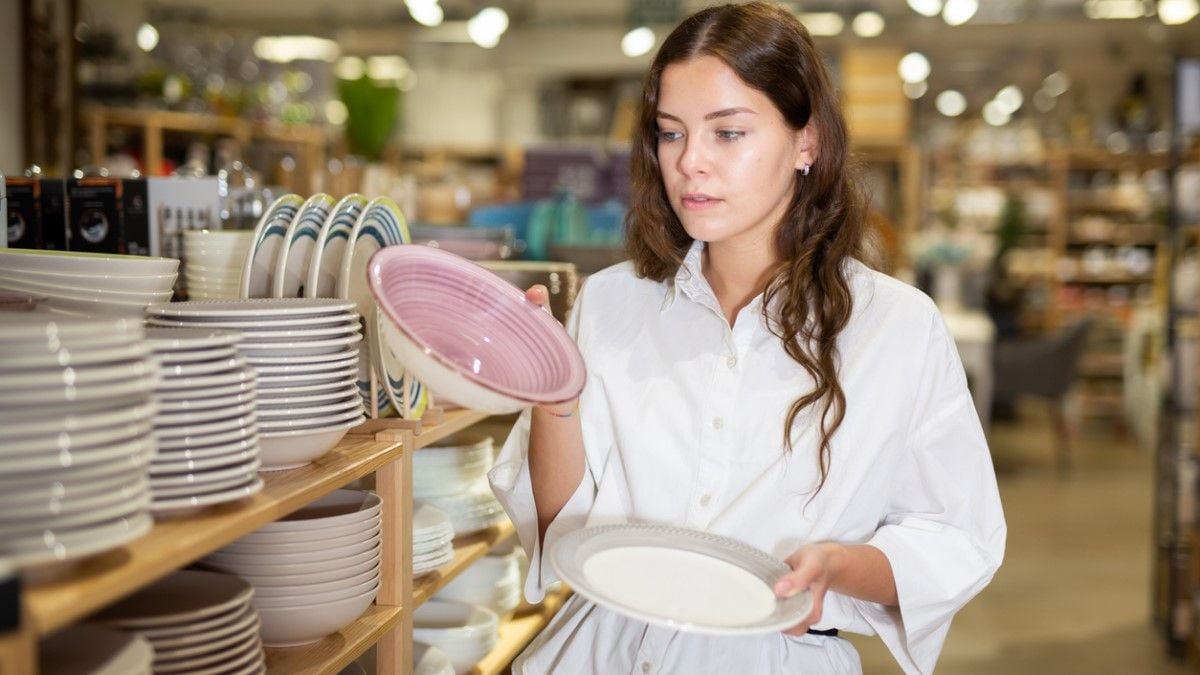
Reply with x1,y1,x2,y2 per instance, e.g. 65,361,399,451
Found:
368,245,586,414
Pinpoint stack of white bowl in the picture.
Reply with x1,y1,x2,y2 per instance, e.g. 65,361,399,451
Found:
145,327,263,517
92,570,265,675
413,643,456,675
198,489,382,647
0,314,156,570
412,600,499,675
435,550,521,620
0,248,177,316
145,299,366,470
413,502,455,577
414,432,506,535
184,230,254,300
39,625,154,675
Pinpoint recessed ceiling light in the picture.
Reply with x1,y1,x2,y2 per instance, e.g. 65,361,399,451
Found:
898,52,931,83
852,11,886,37
936,89,967,117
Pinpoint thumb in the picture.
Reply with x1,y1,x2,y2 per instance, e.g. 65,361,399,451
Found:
525,285,552,313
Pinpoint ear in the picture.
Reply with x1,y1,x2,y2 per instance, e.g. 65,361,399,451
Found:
793,122,818,171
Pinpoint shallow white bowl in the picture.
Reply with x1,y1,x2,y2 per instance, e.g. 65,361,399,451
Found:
0,248,179,275
258,418,361,470
252,576,379,609
256,586,379,647
236,554,380,587
203,542,381,578
253,565,380,598
257,489,381,531
208,532,380,567
223,524,381,555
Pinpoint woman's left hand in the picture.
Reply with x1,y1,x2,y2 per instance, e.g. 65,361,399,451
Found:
774,542,842,635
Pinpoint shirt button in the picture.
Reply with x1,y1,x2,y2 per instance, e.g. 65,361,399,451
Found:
726,355,737,368
712,417,724,430
642,663,651,673
700,494,712,507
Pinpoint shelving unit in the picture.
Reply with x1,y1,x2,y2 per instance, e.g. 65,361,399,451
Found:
1,407,565,675
471,589,570,675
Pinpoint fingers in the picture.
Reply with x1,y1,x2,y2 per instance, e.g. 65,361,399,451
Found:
777,551,827,635
525,285,551,312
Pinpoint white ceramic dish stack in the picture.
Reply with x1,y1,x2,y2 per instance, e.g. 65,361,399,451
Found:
412,600,499,675
413,502,455,577
435,550,521,620
0,313,156,571
0,248,178,317
145,327,264,516
183,230,254,300
145,299,366,471
412,643,455,675
197,489,383,647
414,432,506,535
92,570,265,675
39,624,155,675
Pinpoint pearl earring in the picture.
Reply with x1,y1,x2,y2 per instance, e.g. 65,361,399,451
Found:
801,163,811,176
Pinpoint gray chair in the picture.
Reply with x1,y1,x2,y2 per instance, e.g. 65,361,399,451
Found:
992,318,1093,471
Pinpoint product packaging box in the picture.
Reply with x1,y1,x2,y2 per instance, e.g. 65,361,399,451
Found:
5,177,38,249
40,178,67,250
66,177,151,255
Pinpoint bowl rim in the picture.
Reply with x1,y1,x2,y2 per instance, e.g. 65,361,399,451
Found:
368,245,585,405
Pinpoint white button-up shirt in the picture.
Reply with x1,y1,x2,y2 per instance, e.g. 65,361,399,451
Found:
489,241,1006,674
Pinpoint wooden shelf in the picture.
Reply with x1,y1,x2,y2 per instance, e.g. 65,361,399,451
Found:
413,520,517,608
264,604,403,675
470,590,571,675
411,408,494,450
23,434,402,636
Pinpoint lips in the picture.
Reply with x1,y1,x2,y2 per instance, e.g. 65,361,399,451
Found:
681,193,722,211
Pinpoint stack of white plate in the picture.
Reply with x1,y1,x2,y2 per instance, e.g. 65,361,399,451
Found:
40,625,154,675
412,600,499,675
145,327,263,517
435,550,521,620
414,432,506,535
0,248,177,316
93,570,265,675
145,299,366,471
413,643,456,675
199,489,382,647
413,502,455,577
183,230,254,300
0,314,156,569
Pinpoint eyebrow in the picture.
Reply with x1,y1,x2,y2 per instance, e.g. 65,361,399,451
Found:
656,107,757,122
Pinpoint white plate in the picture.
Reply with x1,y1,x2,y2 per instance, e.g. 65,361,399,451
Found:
240,194,304,298
0,445,154,493
156,422,259,451
154,410,258,441
307,193,368,299
236,321,360,342
0,484,150,539
253,378,356,396
158,354,245,379
375,311,427,419
0,248,178,275
0,356,156,390
148,311,358,330
0,371,156,409
157,388,255,414
144,326,242,353
151,476,264,515
273,193,334,298
152,611,260,659
258,406,363,431
150,444,259,475
157,345,240,366
0,411,153,456
0,399,154,440
137,601,249,639
0,312,140,343
95,570,255,628
155,399,258,430
39,624,154,675
236,333,362,356
0,474,147,526
0,340,150,372
0,465,145,511
256,395,361,419
156,375,256,402
252,353,358,376
3,507,153,568
148,298,356,319
155,433,259,462
256,364,359,387
254,383,359,408
0,430,154,474
150,459,262,493
155,366,255,392
337,197,410,414
551,523,814,636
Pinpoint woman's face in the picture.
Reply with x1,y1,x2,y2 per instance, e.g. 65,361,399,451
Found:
656,56,812,251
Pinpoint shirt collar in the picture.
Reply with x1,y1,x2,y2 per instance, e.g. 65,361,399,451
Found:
661,240,706,312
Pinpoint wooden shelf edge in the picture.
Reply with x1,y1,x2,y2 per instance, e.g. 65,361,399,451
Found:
412,409,494,450
470,590,571,675
264,603,403,675
413,520,517,608
25,435,402,636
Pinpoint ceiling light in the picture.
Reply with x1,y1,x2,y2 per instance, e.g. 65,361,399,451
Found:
1084,0,1153,19
621,27,656,57
325,100,348,126
467,7,509,49
1158,0,1199,24
406,0,445,27
801,12,845,36
851,11,886,37
995,85,1023,113
136,23,159,52
983,100,1011,126
907,0,943,17
1043,71,1070,96
942,0,979,25
253,36,340,63
903,81,929,99
336,56,365,80
898,52,931,83
936,89,967,116
367,56,412,81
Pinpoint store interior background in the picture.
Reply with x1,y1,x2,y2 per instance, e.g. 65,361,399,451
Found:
3,0,1200,673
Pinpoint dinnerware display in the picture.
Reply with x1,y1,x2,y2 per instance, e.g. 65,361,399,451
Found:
551,523,814,635
435,549,521,620
412,600,499,675
0,249,178,316
183,230,253,300
145,299,365,470
413,432,506,535
240,194,304,298
369,244,585,414
145,326,264,515
412,502,455,577
39,624,154,675
273,193,334,298
92,569,266,675
307,194,369,300
0,313,156,569
198,489,383,647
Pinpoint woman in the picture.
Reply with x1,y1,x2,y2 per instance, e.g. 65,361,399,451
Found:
488,3,1006,673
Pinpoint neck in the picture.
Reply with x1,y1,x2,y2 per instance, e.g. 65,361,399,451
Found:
702,235,777,326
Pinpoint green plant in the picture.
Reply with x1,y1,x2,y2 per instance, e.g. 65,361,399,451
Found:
337,75,401,160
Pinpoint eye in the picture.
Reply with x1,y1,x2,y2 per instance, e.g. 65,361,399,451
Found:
657,129,683,142
717,129,745,141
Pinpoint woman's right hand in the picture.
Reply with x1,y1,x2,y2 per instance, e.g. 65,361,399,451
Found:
525,284,553,316
525,284,579,418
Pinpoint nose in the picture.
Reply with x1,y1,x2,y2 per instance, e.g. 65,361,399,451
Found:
677,136,710,177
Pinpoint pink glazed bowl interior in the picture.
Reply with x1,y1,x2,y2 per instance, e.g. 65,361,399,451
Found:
368,245,585,407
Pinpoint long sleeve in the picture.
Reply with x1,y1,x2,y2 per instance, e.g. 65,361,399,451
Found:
854,314,1008,674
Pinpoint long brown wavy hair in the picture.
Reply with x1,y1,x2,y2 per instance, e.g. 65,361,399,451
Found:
625,1,869,494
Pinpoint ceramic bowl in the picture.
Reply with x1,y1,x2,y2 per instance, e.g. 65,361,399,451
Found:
0,248,179,276
251,576,380,608
258,418,361,470
368,245,585,414
223,524,380,555
251,565,380,597
256,489,381,532
255,586,379,647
